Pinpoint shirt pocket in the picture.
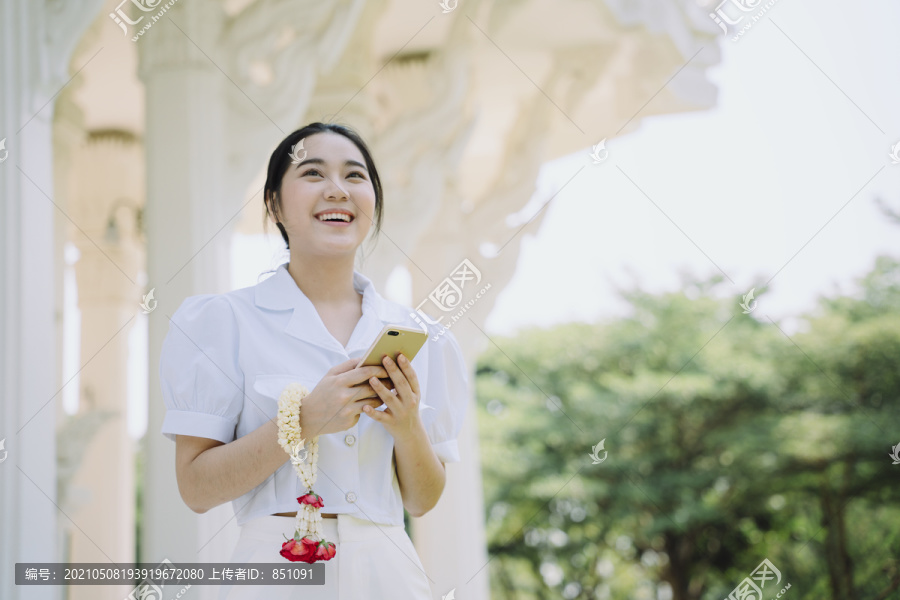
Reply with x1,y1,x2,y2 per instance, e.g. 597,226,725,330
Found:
251,373,315,408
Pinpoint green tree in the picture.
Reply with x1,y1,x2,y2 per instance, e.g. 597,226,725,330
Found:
765,255,900,599
476,258,900,600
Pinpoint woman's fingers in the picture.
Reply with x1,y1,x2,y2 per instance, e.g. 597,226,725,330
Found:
381,356,415,402
341,365,389,387
359,399,384,412
368,375,399,407
329,359,387,383
351,381,389,402
397,354,420,396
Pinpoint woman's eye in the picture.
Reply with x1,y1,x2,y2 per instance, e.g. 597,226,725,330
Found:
301,169,321,177
348,171,366,179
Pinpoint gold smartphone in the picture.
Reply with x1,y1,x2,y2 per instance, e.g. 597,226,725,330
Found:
357,325,428,368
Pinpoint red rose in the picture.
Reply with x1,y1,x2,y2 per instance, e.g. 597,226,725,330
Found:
297,492,325,508
280,539,300,562
315,541,336,561
280,537,318,563
297,538,320,563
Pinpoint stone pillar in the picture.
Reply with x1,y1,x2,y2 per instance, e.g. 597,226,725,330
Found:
0,25,61,600
0,1,105,599
137,2,234,589
66,129,143,600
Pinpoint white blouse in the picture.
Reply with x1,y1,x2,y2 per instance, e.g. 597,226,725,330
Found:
159,263,469,527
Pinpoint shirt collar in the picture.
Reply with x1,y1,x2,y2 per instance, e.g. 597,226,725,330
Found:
254,263,389,354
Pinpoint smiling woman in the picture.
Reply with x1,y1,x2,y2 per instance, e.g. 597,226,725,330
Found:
263,123,384,251
158,123,469,600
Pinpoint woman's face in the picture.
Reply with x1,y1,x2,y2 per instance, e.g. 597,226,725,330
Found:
273,132,376,257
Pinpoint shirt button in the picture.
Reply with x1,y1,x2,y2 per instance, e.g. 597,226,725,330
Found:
345,492,357,503
344,434,356,446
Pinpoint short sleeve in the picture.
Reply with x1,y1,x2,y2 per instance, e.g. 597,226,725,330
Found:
159,295,244,444
419,328,470,464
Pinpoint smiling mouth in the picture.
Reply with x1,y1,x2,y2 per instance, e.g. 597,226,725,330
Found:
316,212,354,223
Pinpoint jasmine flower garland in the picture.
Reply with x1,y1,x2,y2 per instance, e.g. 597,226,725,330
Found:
276,382,336,563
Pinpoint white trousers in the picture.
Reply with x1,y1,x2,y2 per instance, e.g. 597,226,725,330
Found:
218,514,433,600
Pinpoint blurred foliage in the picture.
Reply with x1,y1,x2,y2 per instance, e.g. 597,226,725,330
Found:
475,256,900,600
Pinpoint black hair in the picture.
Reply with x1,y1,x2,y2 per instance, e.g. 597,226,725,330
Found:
263,122,384,249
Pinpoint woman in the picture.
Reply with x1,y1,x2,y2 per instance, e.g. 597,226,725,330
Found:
158,122,469,599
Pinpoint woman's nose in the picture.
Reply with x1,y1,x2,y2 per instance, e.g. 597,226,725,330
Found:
324,178,348,200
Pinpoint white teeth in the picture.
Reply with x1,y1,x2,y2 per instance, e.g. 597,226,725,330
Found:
317,212,352,222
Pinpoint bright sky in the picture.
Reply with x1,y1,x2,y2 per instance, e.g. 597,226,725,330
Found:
484,0,900,334
65,0,898,437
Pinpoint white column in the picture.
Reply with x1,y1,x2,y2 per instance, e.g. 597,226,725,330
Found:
66,130,143,600
0,1,105,599
137,3,234,592
0,29,61,600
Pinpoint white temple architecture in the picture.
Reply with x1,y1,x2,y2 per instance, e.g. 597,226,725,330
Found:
1,1,722,599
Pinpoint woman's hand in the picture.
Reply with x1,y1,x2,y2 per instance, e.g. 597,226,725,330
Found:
363,354,423,441
300,358,388,437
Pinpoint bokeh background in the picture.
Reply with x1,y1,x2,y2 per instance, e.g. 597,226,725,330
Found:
2,0,899,599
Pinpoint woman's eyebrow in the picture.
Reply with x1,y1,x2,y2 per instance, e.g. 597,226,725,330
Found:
294,157,368,171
